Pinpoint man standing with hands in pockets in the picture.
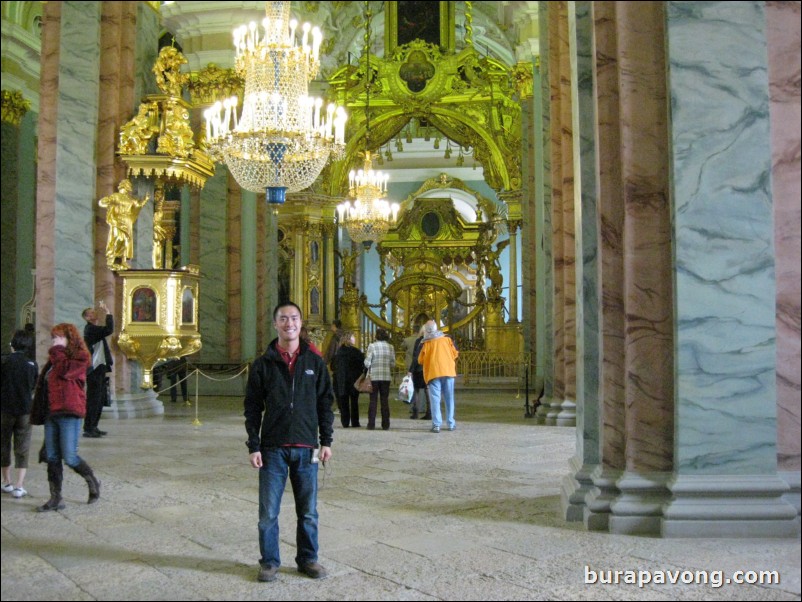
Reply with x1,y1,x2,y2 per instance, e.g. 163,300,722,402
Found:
244,301,334,583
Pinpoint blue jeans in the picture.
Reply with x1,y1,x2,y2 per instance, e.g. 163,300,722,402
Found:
427,377,455,429
44,415,83,467
258,446,319,568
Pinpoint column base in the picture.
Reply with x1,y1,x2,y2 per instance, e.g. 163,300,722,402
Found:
103,390,164,419
662,474,799,538
609,471,672,536
583,466,622,531
561,456,598,522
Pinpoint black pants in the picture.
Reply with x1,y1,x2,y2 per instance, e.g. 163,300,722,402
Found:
84,368,106,433
337,391,361,427
169,366,188,402
367,381,391,430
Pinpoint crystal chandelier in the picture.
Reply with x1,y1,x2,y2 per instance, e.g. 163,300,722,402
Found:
204,2,347,207
337,1,399,247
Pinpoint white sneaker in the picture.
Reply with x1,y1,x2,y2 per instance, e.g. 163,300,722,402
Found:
12,487,27,498
1,483,13,493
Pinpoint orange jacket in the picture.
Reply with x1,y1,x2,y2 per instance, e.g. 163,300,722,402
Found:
418,336,458,383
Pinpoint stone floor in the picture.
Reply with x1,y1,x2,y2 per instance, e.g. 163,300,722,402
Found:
1,391,800,601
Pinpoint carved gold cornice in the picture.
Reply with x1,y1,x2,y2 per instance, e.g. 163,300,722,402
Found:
327,42,523,196
188,64,244,108
1,90,31,126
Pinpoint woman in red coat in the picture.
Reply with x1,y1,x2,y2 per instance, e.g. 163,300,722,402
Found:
36,323,101,512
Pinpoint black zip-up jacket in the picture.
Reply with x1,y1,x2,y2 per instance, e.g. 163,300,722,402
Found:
244,338,334,453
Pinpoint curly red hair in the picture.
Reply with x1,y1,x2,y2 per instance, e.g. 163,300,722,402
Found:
50,322,89,358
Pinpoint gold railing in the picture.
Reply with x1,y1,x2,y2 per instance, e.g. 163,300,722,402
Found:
394,350,533,389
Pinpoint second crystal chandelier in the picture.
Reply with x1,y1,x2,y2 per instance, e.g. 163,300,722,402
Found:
337,1,399,247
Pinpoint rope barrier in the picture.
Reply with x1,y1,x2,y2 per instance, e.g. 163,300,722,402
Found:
153,364,250,426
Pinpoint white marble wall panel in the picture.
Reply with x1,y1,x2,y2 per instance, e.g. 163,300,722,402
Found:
667,1,777,474
53,2,102,324
199,168,229,362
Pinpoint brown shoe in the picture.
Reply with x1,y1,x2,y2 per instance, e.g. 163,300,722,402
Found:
258,565,279,582
297,562,327,579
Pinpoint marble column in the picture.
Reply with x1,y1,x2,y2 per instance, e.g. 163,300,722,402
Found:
507,221,520,323
609,1,674,536
538,1,577,428
0,95,27,347
35,1,101,360
226,171,242,361
323,221,337,324
561,1,601,523
766,0,801,524
240,189,258,361
661,0,797,537
198,167,229,363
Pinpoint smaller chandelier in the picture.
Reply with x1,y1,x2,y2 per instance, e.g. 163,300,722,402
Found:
204,2,347,207
337,151,399,246
336,1,398,247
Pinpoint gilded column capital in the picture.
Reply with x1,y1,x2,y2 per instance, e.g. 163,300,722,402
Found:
512,62,534,100
1,90,31,126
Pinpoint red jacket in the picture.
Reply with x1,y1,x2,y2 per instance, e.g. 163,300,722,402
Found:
47,345,91,418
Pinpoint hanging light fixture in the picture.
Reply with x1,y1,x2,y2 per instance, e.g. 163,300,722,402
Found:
337,1,399,248
204,1,347,209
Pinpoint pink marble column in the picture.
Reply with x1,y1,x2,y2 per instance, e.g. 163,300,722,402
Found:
547,2,577,421
593,2,674,474
227,173,242,361
34,1,62,366
594,1,626,471
767,1,801,473
97,1,137,394
617,2,674,473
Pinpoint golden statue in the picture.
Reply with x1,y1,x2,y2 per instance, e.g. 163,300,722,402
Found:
99,179,149,271
153,46,189,97
484,239,509,300
118,101,158,155
337,250,358,290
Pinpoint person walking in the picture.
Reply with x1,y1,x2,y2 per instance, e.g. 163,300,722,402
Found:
417,320,459,433
333,331,365,428
1,330,38,498
243,302,334,583
364,328,395,431
35,323,101,512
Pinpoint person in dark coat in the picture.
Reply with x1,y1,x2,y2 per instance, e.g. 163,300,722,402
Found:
333,331,365,428
81,300,113,437
408,327,431,420
1,330,38,498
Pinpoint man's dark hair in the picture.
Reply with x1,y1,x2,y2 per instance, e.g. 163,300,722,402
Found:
10,329,33,353
375,328,390,341
273,301,303,321
332,319,342,329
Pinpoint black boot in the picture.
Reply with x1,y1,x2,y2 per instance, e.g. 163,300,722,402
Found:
37,462,65,512
72,459,101,504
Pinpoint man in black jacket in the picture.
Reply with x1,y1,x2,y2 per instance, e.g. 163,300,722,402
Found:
244,301,334,583
82,300,113,438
